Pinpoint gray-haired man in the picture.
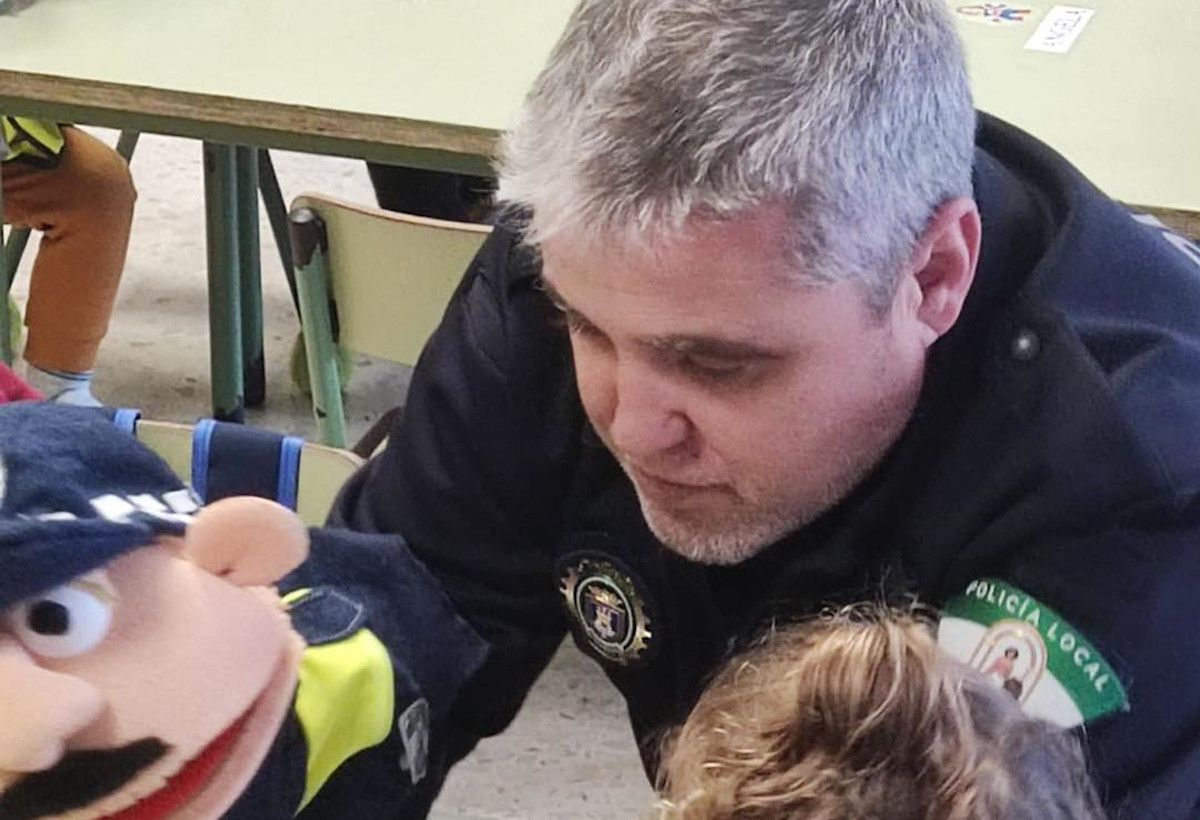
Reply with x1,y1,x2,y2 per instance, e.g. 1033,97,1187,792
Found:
330,0,1200,815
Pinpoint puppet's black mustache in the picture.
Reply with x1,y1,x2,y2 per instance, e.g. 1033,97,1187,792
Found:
0,737,169,820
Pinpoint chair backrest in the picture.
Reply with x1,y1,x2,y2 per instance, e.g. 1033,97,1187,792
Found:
134,419,363,527
291,192,492,365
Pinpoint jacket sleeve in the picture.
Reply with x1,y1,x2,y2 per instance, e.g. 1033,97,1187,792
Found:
326,218,582,803
1002,496,1200,818
274,529,492,820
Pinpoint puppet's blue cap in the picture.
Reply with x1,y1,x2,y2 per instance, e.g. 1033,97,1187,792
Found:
0,403,197,611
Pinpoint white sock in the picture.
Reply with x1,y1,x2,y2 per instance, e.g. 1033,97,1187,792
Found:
23,364,102,407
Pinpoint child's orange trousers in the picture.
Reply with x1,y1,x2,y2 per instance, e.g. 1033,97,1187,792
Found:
2,126,135,373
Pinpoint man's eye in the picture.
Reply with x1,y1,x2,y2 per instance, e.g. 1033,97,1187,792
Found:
679,355,748,382
8,583,114,659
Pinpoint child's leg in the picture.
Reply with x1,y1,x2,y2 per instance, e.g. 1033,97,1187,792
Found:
1,127,135,402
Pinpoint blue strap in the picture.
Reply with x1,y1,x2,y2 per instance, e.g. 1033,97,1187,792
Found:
110,407,141,434
193,420,302,510
275,435,303,511
191,419,218,503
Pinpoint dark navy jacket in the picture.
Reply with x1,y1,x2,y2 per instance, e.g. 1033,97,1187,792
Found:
330,115,1200,818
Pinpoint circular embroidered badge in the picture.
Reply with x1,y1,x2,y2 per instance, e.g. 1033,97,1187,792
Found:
559,555,653,666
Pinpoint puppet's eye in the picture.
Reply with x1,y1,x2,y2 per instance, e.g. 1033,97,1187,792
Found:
8,583,114,659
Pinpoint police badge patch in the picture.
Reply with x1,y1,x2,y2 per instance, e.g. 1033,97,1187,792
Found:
558,553,653,666
938,578,1129,728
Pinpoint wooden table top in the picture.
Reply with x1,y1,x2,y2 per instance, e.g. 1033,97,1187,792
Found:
0,0,575,172
2,0,1195,231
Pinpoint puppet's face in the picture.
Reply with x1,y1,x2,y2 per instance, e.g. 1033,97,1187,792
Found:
0,497,308,819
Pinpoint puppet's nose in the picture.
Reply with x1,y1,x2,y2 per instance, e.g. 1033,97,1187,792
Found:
0,635,106,773
181,496,309,586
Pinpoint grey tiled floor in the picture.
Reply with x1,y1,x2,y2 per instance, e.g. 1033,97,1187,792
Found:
8,129,654,818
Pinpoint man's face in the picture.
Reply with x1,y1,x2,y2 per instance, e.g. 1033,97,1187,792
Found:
540,206,929,564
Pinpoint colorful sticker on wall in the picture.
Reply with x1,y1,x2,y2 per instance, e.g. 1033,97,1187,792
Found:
954,3,1036,25
1024,5,1095,52
937,578,1128,728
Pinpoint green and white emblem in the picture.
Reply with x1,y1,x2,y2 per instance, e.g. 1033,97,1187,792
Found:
938,578,1128,728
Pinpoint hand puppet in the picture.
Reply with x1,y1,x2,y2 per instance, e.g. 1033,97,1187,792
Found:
0,403,487,819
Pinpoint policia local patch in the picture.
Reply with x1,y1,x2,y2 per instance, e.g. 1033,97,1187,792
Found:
938,578,1128,728
558,554,653,666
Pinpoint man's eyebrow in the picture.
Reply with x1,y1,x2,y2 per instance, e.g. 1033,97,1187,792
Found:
539,276,782,360
649,335,782,361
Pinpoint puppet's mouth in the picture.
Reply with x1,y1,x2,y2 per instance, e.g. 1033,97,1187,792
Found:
102,710,252,820
96,636,302,820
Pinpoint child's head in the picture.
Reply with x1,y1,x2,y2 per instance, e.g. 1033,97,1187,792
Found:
657,606,1103,820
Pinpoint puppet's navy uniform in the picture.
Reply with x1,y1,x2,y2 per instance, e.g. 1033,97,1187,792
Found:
330,114,1200,818
228,533,487,819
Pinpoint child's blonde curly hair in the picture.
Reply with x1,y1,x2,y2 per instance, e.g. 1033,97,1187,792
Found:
656,606,1103,820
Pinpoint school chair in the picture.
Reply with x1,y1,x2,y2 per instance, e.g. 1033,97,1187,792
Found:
287,193,492,447
110,410,363,527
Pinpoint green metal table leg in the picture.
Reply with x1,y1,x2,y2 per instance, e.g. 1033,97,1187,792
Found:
0,178,11,365
115,130,140,162
203,142,244,422
3,226,31,289
257,149,300,315
1,226,28,367
235,146,264,408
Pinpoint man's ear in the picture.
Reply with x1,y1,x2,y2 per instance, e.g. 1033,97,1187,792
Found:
904,197,981,345
181,497,309,586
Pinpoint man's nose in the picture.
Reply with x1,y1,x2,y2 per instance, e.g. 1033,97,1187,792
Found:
607,359,692,461
0,636,106,774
